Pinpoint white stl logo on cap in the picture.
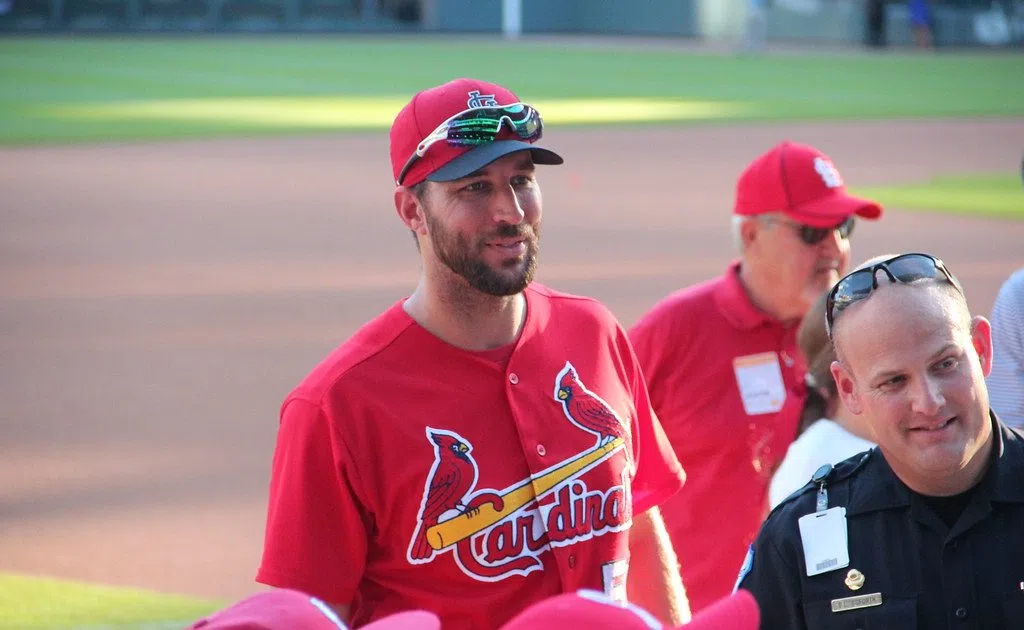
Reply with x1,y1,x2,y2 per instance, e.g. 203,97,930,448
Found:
467,90,499,108
813,156,843,188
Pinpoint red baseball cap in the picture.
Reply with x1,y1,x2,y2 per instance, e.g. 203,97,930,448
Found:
389,77,563,187
185,589,440,630
499,588,759,630
734,140,883,228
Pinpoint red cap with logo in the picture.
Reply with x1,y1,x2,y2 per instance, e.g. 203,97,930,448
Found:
185,589,440,630
389,77,563,187
498,588,760,630
734,141,883,228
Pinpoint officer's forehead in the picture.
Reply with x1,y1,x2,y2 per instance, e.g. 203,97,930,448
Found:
835,282,966,337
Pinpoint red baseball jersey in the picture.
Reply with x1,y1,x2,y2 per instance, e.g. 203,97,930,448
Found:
257,283,684,629
629,262,806,613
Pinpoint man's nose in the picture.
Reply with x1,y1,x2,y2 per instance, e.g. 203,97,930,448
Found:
818,226,846,254
493,184,526,224
911,376,945,416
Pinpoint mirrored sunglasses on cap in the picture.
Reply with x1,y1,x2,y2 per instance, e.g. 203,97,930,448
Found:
825,252,963,339
397,102,543,185
770,216,856,246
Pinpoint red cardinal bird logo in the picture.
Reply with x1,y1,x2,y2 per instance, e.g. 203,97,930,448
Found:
408,429,479,563
554,362,632,468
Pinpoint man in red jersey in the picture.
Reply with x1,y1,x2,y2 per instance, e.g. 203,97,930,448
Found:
629,141,883,612
257,78,688,629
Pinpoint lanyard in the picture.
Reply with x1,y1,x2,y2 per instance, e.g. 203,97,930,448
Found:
812,463,833,513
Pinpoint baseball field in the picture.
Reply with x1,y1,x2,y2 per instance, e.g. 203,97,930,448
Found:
1,36,1022,629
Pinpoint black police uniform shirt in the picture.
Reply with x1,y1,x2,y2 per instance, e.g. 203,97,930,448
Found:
737,413,1024,629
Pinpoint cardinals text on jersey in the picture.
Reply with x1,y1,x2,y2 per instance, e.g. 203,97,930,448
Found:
406,361,633,583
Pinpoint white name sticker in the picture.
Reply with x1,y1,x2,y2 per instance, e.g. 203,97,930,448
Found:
733,352,786,415
601,558,629,604
798,506,850,577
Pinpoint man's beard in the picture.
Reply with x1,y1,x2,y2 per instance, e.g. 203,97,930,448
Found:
426,212,539,296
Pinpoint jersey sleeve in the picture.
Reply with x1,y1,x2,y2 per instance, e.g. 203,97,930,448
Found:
736,518,807,629
618,324,686,515
256,396,368,605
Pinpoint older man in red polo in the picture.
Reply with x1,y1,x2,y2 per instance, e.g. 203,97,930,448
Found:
629,141,883,612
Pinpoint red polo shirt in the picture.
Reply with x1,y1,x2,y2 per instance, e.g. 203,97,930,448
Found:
628,262,806,612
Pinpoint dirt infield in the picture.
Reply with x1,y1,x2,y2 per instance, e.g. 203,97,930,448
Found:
1,118,1022,601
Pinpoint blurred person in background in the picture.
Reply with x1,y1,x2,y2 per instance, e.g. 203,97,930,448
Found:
864,0,887,47
987,267,1024,428
629,141,882,612
768,289,876,509
908,0,935,48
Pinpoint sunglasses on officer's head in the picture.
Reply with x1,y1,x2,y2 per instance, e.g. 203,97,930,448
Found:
825,252,963,339
397,102,544,185
767,216,856,246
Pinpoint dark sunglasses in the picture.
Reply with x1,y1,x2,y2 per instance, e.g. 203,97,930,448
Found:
769,216,856,246
825,252,963,339
397,102,544,185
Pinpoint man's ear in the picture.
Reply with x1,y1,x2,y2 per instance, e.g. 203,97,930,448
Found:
739,216,761,251
971,315,994,377
831,359,862,415
395,185,427,235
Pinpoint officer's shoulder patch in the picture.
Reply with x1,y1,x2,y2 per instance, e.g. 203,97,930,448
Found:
733,543,755,592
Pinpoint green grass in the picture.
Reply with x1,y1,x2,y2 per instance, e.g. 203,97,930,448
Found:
1,37,1022,144
0,573,222,630
852,174,1024,219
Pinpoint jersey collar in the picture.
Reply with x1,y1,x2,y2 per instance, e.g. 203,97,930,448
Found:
713,260,776,331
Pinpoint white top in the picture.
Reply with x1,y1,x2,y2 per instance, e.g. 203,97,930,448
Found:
987,267,1024,428
769,419,876,509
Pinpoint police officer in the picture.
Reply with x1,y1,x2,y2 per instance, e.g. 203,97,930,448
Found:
736,252,1024,629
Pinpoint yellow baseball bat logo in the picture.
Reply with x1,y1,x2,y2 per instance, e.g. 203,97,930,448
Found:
426,437,624,551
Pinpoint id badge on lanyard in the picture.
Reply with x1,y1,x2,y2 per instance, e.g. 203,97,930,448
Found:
798,464,850,577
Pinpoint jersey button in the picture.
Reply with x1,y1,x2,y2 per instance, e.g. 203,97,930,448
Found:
955,607,968,619
536,444,547,456
568,554,577,568
509,373,520,384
